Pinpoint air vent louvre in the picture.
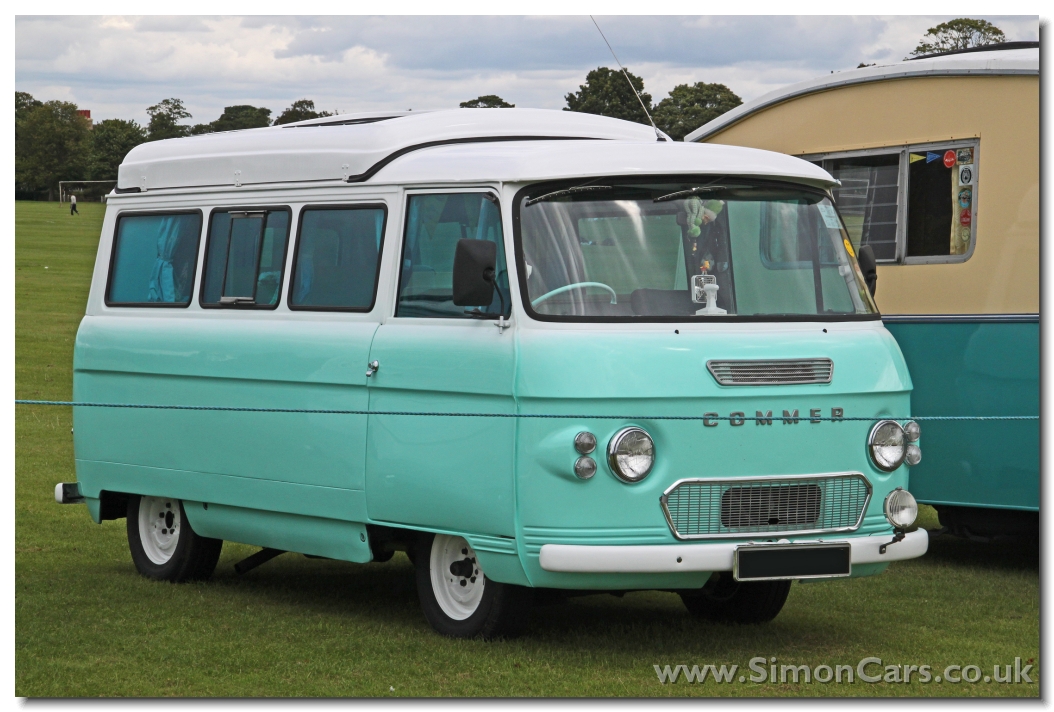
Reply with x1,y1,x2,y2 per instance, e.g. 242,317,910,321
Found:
707,358,833,386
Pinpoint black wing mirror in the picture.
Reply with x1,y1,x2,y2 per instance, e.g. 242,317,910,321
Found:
857,244,877,298
452,239,497,307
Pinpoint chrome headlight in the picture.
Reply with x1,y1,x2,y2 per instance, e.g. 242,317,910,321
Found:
867,420,906,472
884,488,918,529
607,427,655,483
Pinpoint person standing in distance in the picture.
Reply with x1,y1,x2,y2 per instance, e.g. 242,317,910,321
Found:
70,194,79,216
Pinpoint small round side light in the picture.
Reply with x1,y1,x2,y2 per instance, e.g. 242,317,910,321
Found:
903,420,921,443
574,431,597,455
905,444,922,467
574,456,597,480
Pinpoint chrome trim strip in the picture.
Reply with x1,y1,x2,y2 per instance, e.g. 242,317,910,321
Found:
659,472,873,541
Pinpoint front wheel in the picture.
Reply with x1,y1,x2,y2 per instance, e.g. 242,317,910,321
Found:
414,533,532,639
127,495,223,582
680,573,791,624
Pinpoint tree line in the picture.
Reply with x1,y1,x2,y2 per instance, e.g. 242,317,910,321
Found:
14,18,1009,201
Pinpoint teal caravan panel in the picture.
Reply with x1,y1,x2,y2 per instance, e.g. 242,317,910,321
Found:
884,316,1039,510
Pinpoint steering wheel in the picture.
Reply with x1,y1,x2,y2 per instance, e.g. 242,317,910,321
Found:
531,281,618,307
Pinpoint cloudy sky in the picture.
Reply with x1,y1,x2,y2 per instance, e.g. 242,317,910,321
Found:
16,15,1040,126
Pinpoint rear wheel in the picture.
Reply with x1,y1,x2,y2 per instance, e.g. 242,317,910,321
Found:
680,572,790,624
414,533,532,639
127,495,223,582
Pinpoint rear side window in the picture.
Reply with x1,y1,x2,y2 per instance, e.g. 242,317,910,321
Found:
201,208,291,308
106,212,202,306
289,206,386,311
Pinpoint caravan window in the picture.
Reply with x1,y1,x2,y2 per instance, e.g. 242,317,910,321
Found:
805,140,977,264
200,208,291,308
289,206,387,311
106,212,202,307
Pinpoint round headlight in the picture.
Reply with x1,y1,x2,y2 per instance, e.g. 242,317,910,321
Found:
573,456,597,480
903,420,921,442
884,488,918,529
607,427,655,483
868,420,906,472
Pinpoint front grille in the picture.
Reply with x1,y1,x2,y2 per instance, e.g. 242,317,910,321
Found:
706,358,833,386
661,474,871,539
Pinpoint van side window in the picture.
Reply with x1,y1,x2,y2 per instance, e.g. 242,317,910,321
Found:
396,193,510,318
106,212,202,306
289,206,386,311
201,209,291,308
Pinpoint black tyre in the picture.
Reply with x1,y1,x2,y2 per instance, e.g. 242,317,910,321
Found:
680,572,791,624
126,495,223,582
414,532,532,639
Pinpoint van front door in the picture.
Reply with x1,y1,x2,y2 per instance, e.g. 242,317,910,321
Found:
365,192,515,537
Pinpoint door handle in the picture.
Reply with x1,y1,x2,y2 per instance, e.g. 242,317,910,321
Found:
366,360,380,377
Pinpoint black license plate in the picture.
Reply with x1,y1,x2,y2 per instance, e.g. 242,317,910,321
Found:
734,543,851,581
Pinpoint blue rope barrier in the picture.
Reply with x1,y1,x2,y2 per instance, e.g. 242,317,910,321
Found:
13,400,1039,422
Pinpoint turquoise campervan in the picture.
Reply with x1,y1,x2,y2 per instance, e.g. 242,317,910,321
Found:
60,109,928,638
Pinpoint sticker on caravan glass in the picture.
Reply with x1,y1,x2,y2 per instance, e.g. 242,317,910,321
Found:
960,208,972,227
943,150,956,168
958,187,972,208
957,147,974,164
816,202,841,229
958,164,975,186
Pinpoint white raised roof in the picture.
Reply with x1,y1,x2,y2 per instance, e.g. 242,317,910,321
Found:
686,44,1039,143
371,139,837,189
117,108,667,192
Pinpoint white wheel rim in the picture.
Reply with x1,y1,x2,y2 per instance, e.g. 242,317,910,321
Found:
429,535,485,621
138,496,181,565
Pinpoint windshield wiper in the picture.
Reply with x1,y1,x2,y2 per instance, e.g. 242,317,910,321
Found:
526,185,612,206
652,185,727,203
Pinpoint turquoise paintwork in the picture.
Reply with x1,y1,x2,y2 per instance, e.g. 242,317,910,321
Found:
74,306,913,587
513,325,909,588
884,318,1039,511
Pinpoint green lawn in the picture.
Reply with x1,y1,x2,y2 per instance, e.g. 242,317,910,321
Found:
15,199,1039,697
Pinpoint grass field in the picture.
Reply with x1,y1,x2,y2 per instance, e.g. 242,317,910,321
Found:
14,199,1039,697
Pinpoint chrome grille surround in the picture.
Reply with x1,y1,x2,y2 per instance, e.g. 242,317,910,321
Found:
660,473,872,540
706,358,833,386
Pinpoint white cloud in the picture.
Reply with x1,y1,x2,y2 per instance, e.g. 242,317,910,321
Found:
15,15,1039,125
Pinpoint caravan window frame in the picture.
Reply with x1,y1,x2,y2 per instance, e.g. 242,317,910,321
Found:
801,138,979,265
104,209,204,309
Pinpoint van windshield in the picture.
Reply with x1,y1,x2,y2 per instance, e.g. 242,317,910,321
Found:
516,180,878,321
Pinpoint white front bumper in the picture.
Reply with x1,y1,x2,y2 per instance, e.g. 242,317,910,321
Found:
538,529,928,573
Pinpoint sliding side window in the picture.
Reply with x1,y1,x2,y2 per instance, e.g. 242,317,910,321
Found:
106,212,202,307
201,208,291,308
289,205,386,311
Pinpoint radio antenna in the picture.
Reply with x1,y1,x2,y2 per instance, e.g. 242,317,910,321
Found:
589,15,666,142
